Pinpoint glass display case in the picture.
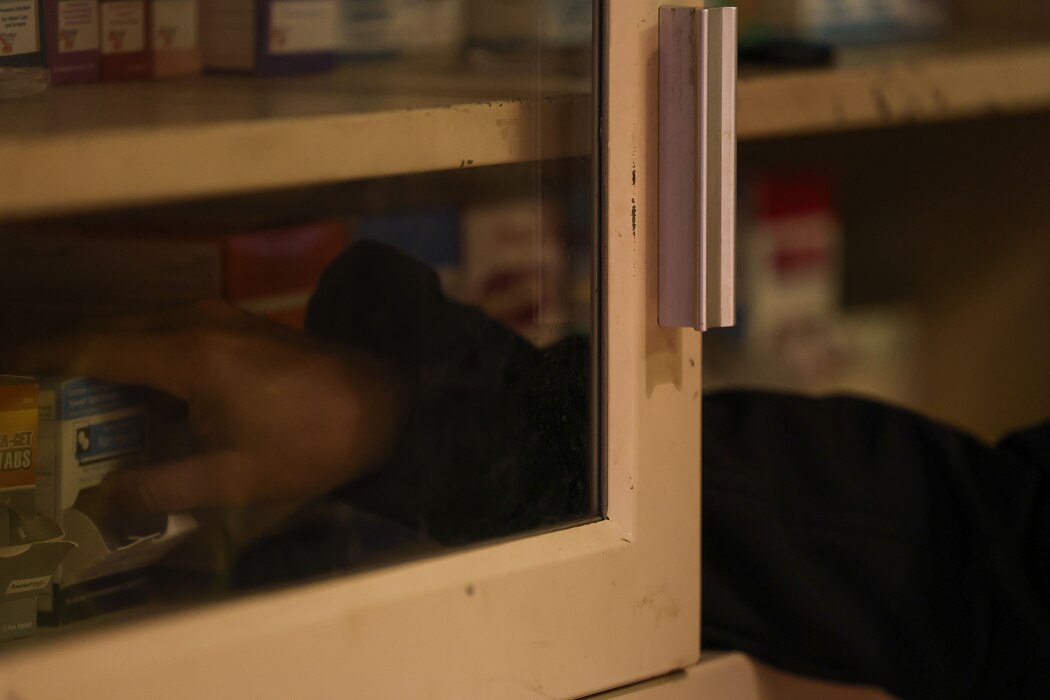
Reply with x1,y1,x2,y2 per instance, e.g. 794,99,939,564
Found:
0,2,706,697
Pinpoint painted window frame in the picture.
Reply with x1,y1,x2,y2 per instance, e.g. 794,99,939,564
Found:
0,2,704,697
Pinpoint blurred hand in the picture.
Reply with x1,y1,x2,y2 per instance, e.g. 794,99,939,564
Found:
6,301,403,517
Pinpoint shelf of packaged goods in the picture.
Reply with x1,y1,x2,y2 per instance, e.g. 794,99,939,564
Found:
0,64,591,221
739,39,1050,140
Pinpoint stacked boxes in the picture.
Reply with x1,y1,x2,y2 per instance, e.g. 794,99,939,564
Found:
202,0,337,75
35,377,195,624
0,377,75,642
0,377,39,517
0,505,75,642
35,378,149,523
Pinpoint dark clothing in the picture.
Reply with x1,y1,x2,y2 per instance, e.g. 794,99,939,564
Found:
306,240,590,545
702,392,1050,699
300,242,1050,698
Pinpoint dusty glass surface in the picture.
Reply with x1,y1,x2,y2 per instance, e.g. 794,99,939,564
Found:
0,0,595,645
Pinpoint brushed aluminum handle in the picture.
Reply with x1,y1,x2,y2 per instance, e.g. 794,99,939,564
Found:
659,5,737,331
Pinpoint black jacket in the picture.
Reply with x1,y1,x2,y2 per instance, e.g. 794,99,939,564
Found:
279,241,1050,698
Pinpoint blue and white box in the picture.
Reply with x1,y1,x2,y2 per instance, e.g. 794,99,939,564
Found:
33,378,195,624
35,378,149,522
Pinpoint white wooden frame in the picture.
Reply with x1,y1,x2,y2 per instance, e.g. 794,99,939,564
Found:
0,2,702,697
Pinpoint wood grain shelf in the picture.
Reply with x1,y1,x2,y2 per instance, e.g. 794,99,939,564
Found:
0,64,591,221
3,38,1049,219
739,38,1050,139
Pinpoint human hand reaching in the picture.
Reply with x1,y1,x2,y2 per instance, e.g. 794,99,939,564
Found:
5,301,403,517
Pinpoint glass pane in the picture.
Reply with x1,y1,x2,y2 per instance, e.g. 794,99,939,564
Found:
0,0,595,646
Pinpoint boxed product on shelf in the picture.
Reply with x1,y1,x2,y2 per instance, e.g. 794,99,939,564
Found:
705,170,847,391
466,0,589,51
99,0,151,80
338,0,400,57
34,378,149,523
460,198,569,347
150,0,200,78
743,170,842,361
338,0,463,58
398,0,463,53
44,0,101,85
0,377,39,518
0,0,46,69
704,170,918,406
752,0,949,44
33,377,196,625
202,0,337,75
0,504,75,642
0,220,347,331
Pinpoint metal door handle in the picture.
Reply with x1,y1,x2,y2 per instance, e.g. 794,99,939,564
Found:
659,5,737,331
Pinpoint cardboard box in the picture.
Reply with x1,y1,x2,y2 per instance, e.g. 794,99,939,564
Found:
150,0,201,78
0,505,75,642
0,0,46,69
0,377,39,518
99,0,151,80
44,0,101,84
35,378,149,522
33,378,196,624
37,508,194,624
202,0,337,75
0,220,347,331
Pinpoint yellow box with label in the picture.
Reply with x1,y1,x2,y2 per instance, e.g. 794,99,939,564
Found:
0,376,38,516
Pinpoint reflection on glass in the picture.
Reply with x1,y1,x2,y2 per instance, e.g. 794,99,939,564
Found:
0,0,593,647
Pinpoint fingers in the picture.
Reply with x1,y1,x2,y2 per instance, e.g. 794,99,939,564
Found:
98,450,257,515
4,330,195,399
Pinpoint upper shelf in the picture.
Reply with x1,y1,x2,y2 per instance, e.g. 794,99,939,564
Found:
0,61,591,221
3,37,1050,220
739,37,1050,140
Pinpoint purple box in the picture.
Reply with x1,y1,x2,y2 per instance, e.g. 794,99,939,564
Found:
202,0,335,75
256,0,334,74
45,0,100,84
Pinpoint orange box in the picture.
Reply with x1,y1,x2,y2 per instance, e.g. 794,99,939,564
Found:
0,377,39,514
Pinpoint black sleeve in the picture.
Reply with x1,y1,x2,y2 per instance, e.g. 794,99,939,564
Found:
305,241,1050,697
305,241,589,545
701,390,1050,699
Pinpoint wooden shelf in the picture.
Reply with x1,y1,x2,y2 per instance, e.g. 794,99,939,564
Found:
740,38,1050,140
0,63,590,221
5,38,1050,219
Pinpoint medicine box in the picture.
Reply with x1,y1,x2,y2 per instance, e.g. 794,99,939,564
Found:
150,0,201,78
0,504,75,643
0,377,39,518
35,378,149,522
44,0,101,84
0,0,46,69
202,0,337,74
34,378,196,624
99,0,151,80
